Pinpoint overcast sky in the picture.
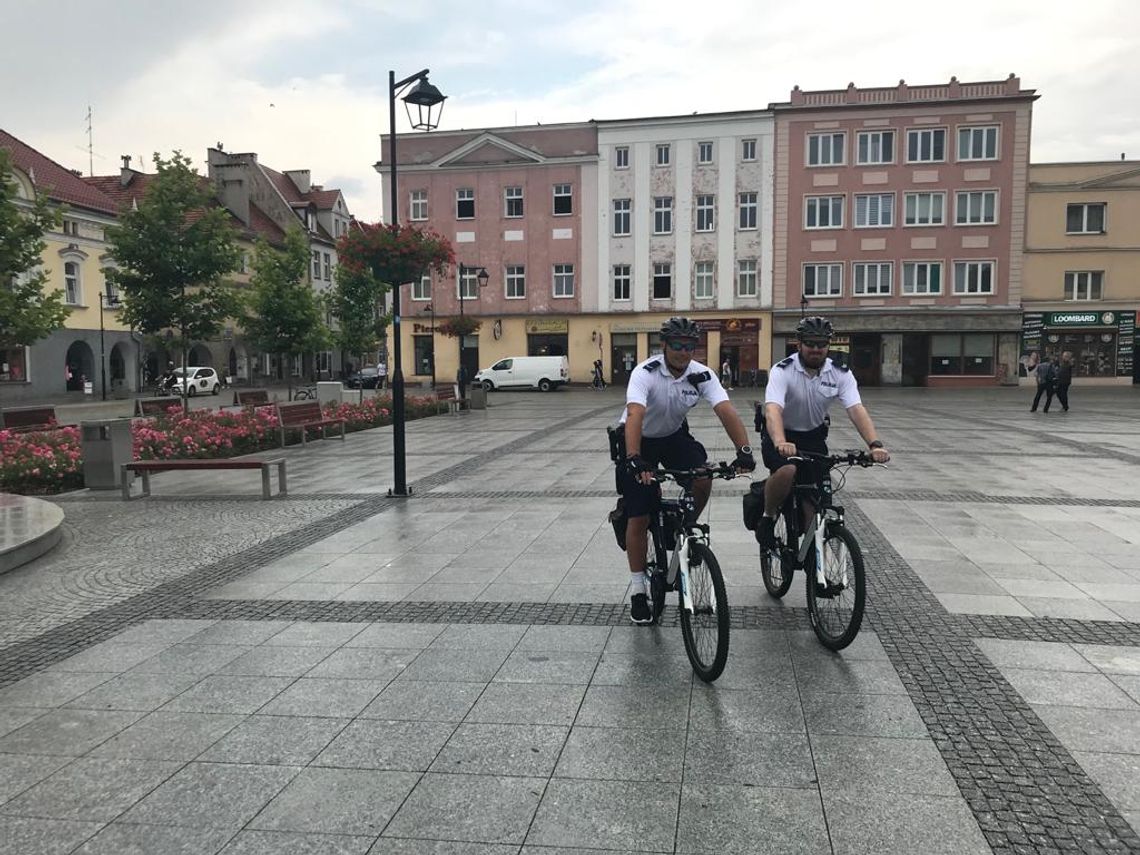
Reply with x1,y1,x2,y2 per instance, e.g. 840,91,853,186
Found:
2,0,1138,221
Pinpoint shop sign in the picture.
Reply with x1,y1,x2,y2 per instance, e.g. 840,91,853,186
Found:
1118,311,1135,377
1046,311,1116,327
698,318,762,332
610,323,661,333
526,319,568,334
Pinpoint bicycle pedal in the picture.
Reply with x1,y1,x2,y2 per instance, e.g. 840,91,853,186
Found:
813,581,846,599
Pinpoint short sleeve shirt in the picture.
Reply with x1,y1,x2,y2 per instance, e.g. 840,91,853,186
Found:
620,355,730,438
764,354,861,432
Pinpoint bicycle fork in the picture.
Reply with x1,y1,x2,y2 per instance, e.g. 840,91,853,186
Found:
797,515,847,588
668,536,701,615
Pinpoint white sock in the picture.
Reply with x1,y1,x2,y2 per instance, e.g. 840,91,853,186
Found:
630,571,648,590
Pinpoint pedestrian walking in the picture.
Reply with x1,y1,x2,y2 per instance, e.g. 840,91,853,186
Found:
1041,356,1061,413
1030,355,1055,412
377,362,388,390
721,358,733,390
1054,351,1074,412
592,358,607,390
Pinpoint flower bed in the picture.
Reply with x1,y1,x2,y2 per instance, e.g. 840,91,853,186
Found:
0,426,84,495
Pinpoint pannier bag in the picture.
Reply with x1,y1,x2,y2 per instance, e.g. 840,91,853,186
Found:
609,497,628,551
742,480,766,531
607,423,626,462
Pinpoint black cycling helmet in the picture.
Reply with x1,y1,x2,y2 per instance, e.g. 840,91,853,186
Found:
795,316,834,341
660,316,701,340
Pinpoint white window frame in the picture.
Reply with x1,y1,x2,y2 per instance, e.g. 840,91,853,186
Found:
655,144,671,166
805,195,844,230
741,138,757,162
854,193,895,228
738,192,758,230
906,127,947,163
64,260,82,305
613,198,631,237
455,188,475,220
955,190,998,226
807,132,845,167
802,263,843,298
458,269,479,300
737,260,758,297
1066,203,1107,235
853,262,893,296
902,261,943,295
957,125,999,161
694,261,714,299
698,141,714,164
613,264,631,301
504,186,524,218
614,146,629,169
552,263,574,298
856,130,895,165
953,260,996,295
505,265,526,299
553,184,572,216
1064,270,1104,301
412,274,431,301
695,194,715,232
323,253,331,280
652,262,672,300
904,192,946,227
311,251,321,280
653,197,673,235
410,189,428,221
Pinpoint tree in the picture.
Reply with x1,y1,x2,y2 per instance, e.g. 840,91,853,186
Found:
106,152,242,408
0,149,70,361
242,228,328,399
328,263,388,402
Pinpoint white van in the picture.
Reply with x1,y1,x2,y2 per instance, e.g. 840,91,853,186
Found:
474,355,569,391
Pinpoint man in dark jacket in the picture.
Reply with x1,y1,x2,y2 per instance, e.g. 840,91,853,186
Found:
1052,351,1074,412
1030,356,1055,412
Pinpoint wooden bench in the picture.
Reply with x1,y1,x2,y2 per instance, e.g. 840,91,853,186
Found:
121,458,287,500
135,397,182,417
434,384,469,415
276,400,345,446
234,389,270,407
0,406,66,433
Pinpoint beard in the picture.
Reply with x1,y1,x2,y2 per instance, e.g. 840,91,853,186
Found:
799,349,826,369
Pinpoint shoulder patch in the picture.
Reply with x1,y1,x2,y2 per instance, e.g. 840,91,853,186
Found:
834,362,850,373
642,359,661,372
687,370,711,388
776,356,794,369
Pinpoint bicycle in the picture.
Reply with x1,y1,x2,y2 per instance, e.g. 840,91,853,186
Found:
642,462,738,682
292,385,317,400
757,450,879,651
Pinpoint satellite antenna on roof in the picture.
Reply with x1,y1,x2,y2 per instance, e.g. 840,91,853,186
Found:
85,105,94,176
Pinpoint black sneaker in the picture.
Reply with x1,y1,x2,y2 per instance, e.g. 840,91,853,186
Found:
630,593,653,625
757,515,777,550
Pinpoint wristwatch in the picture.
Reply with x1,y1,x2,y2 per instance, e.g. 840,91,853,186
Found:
737,445,752,455
868,440,884,450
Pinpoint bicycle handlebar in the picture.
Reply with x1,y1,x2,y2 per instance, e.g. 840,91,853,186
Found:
788,449,878,468
652,461,740,482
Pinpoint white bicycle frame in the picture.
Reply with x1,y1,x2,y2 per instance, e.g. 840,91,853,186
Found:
796,511,849,588
667,532,702,615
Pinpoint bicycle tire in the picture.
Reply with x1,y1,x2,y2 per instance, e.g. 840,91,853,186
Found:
760,511,794,598
647,527,667,623
805,522,866,651
679,541,730,682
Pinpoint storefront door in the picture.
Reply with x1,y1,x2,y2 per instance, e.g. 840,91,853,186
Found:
851,334,881,386
611,334,638,385
901,334,929,386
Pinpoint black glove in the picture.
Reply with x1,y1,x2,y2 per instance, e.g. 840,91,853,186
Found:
734,446,756,472
625,454,651,476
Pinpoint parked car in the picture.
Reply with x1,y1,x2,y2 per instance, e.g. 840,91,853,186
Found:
474,355,569,391
345,367,380,389
170,366,221,396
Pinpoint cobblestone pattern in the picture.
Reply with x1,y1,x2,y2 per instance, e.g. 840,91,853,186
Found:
847,490,1140,507
848,500,1140,855
953,613,1140,647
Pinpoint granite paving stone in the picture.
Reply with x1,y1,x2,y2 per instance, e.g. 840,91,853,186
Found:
676,783,830,854
430,722,568,777
0,708,144,756
197,715,350,766
526,778,677,852
0,756,181,822
553,724,685,783
382,772,544,845
0,815,104,855
464,682,586,727
89,710,245,761
313,718,455,771
249,767,419,836
70,822,237,855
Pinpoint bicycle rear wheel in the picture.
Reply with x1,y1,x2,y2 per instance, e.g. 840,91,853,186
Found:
679,541,730,682
805,523,865,651
760,511,794,598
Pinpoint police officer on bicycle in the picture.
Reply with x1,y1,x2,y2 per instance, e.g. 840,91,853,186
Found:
756,316,890,549
619,317,756,625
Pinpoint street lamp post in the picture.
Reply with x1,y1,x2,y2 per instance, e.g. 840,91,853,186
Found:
387,68,446,497
455,264,488,399
422,302,436,389
98,288,120,401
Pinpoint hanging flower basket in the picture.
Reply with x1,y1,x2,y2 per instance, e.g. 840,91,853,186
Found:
337,223,455,285
437,316,481,338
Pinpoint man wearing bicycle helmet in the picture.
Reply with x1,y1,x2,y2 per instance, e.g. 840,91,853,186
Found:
619,316,756,624
756,316,890,549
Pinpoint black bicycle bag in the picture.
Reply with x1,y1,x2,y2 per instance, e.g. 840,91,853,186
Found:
742,480,766,531
607,423,626,462
608,497,628,551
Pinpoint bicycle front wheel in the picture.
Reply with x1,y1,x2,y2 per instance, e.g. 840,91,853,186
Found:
679,541,730,682
805,523,866,651
760,512,794,598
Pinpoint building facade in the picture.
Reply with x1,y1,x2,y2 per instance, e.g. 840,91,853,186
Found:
1022,160,1140,384
771,76,1036,386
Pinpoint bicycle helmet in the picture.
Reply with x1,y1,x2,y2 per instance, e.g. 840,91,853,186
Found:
660,316,701,340
795,316,834,341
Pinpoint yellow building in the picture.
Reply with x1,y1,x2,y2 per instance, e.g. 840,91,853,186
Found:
1023,161,1140,384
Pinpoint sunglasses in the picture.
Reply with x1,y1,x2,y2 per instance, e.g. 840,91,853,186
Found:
666,340,698,352
800,339,831,349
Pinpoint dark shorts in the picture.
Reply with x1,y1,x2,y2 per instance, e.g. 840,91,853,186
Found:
760,424,829,483
620,427,708,518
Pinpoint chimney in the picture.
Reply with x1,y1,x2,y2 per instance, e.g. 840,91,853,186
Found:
120,155,134,187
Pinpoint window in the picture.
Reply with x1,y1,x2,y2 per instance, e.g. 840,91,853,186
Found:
413,274,431,301
738,192,758,229
311,251,321,279
322,253,331,280
803,263,842,297
906,128,946,162
504,186,524,218
854,193,894,228
904,192,946,226
615,146,629,169
613,265,631,301
656,144,671,166
410,189,428,221
953,260,995,294
694,261,714,299
695,195,715,232
857,130,894,165
652,263,672,299
414,335,434,377
1,346,29,382
553,264,574,297
63,219,79,237
737,260,758,297
103,279,119,302
853,262,892,296
698,141,714,164
653,197,673,234
64,261,81,304
807,133,844,166
1067,203,1106,234
1064,271,1103,301
958,125,998,161
291,354,302,377
902,261,942,294
741,138,757,161
805,195,844,229
505,265,525,299
316,351,333,375
459,269,479,300
553,184,572,216
613,199,631,236
956,191,997,225
456,188,474,219
931,333,994,375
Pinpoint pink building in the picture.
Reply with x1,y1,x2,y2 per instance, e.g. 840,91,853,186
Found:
772,76,1037,386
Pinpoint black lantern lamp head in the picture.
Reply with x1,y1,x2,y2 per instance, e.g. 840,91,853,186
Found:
403,78,446,131
476,267,489,289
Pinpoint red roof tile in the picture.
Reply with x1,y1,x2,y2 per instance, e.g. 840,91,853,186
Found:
247,203,286,243
1,129,118,215
307,188,342,210
261,164,306,205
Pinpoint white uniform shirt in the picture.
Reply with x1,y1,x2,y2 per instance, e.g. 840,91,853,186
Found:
620,354,730,438
764,354,861,432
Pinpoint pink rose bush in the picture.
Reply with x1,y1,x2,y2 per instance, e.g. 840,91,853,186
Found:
0,426,84,494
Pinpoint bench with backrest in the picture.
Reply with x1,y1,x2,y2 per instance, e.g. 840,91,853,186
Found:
434,384,469,415
121,457,287,500
276,400,345,446
234,389,270,407
0,406,66,433
135,397,183,417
